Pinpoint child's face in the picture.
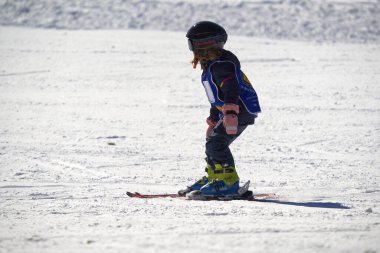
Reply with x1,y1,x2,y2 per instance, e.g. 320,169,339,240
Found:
193,47,220,61
193,48,209,58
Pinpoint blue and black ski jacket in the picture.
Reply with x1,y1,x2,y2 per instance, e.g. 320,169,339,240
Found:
201,49,261,123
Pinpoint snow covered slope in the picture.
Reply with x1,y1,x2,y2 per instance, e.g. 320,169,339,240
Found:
0,26,379,252
0,0,379,43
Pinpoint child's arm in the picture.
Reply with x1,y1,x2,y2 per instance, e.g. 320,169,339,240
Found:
211,62,241,134
210,61,240,104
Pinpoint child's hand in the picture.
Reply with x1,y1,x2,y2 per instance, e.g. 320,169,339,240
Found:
206,118,217,139
222,104,239,135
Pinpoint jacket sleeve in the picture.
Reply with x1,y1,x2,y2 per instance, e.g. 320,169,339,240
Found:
210,61,240,105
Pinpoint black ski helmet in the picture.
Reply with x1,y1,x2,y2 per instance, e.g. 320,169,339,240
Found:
186,21,228,51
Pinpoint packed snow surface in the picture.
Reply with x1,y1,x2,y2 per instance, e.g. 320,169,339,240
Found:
1,0,380,252
0,0,379,43
0,26,379,252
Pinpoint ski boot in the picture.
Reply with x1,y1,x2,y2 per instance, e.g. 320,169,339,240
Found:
178,162,215,196
199,163,240,197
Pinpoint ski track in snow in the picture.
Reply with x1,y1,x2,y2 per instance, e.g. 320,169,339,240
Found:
0,25,380,252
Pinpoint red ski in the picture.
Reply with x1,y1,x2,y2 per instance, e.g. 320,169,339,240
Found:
126,191,276,201
126,192,180,199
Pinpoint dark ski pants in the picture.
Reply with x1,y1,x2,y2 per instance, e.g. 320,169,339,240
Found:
205,113,256,168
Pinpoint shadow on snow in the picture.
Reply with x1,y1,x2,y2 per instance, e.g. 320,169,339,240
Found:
256,199,350,209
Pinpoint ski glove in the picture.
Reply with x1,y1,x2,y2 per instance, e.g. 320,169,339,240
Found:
206,117,218,139
222,103,239,135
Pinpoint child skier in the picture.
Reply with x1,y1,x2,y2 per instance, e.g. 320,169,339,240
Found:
179,21,261,197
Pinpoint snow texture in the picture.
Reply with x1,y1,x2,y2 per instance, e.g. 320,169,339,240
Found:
0,0,380,43
0,0,380,252
0,26,379,253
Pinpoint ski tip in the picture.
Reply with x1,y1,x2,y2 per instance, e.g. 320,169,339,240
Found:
126,191,141,197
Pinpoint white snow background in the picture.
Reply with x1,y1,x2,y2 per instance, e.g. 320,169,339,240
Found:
0,0,380,252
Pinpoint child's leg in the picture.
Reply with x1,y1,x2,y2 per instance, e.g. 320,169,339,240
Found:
205,120,247,167
200,115,254,195
179,113,255,196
